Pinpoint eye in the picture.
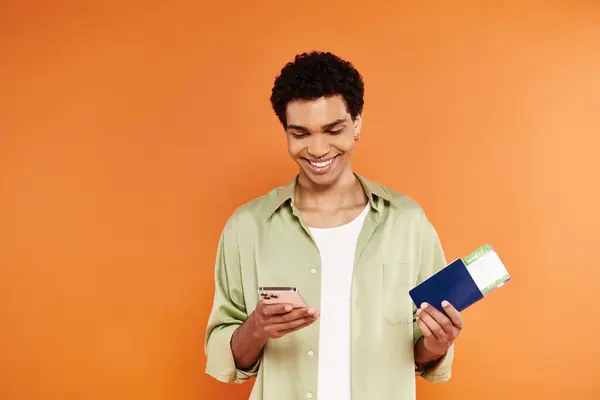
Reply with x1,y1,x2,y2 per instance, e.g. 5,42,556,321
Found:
328,128,344,135
290,132,308,138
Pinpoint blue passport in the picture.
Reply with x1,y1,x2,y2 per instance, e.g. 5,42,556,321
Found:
409,244,510,314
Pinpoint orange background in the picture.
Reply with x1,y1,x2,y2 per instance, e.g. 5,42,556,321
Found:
1,1,599,399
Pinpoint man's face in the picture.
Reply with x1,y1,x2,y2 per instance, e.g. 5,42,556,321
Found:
285,95,361,187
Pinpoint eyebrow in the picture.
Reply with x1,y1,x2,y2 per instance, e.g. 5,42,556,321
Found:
287,118,347,132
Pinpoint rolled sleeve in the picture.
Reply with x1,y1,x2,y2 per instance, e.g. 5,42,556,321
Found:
205,324,260,383
414,340,454,383
413,211,454,383
204,214,260,383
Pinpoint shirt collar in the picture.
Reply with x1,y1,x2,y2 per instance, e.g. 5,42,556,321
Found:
268,173,392,217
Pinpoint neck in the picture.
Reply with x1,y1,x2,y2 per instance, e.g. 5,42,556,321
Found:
295,166,367,211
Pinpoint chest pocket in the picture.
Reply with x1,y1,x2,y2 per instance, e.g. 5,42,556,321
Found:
382,262,416,325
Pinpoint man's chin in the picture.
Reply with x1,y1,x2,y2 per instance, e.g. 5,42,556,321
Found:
298,167,337,187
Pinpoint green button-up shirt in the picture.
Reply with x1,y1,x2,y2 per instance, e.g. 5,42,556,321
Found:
205,173,453,400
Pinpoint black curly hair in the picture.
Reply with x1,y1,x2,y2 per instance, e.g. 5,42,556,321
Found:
270,51,365,128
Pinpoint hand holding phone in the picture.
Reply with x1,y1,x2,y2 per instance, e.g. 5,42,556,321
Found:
250,287,319,340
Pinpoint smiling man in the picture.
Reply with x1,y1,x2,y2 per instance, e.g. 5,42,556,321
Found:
205,51,464,400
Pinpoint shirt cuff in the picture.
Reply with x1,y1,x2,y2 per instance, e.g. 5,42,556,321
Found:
205,324,261,383
415,343,454,383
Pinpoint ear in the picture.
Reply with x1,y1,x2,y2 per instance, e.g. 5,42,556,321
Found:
354,115,362,134
354,115,363,135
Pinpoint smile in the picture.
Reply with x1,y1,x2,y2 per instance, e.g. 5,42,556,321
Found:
304,156,338,174
309,159,334,168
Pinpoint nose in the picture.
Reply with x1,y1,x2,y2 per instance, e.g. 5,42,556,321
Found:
307,134,330,158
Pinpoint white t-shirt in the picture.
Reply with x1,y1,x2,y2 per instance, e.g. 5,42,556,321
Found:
308,204,370,400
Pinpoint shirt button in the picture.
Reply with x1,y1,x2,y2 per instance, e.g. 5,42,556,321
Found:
308,350,314,357
306,393,313,399
310,268,317,275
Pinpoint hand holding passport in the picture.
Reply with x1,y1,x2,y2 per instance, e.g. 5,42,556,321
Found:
411,244,510,359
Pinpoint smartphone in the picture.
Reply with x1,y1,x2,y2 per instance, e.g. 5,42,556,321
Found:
258,286,307,308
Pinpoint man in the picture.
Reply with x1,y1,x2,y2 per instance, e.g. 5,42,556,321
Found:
205,51,464,399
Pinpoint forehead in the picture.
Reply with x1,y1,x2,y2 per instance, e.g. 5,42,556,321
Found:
286,95,349,129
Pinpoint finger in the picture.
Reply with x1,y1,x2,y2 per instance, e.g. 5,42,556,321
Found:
416,315,434,338
420,302,454,335
276,311,320,331
275,312,320,337
269,307,317,324
261,302,294,316
416,307,446,341
441,300,464,329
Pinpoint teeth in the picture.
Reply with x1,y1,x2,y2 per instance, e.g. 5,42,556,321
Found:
310,159,333,168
